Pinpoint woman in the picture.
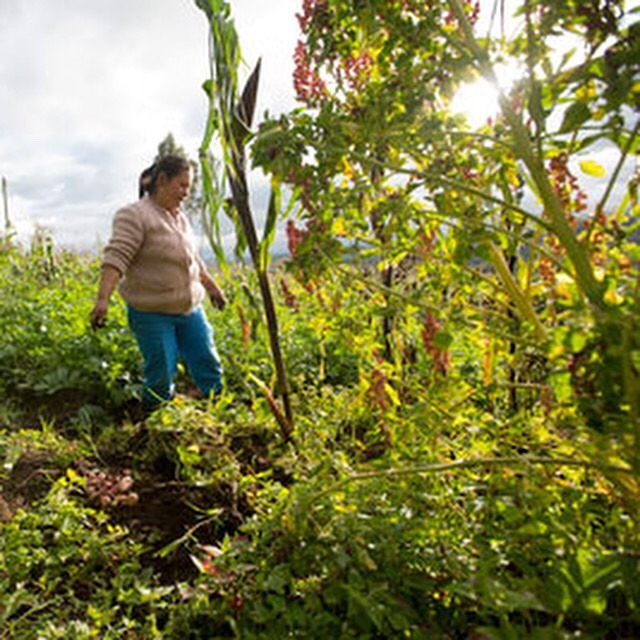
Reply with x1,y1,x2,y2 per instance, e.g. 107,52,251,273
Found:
90,154,226,409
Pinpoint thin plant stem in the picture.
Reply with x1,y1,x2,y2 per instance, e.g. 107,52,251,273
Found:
312,455,633,502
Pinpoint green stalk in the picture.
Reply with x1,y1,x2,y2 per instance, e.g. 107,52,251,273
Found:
499,102,606,309
487,242,547,341
228,153,294,438
2,176,10,234
596,119,639,219
447,0,606,311
196,0,294,439
312,455,632,502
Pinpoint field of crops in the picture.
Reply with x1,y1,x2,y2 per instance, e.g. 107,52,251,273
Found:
0,235,637,638
1,0,639,637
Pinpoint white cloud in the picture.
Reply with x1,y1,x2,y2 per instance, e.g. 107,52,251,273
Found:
0,0,300,250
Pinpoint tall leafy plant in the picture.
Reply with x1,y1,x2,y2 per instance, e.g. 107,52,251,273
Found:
253,0,638,497
195,0,294,439
447,0,639,506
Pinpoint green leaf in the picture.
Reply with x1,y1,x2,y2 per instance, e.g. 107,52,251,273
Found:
208,0,225,12
199,154,228,270
528,79,545,131
259,182,280,271
579,160,606,178
559,102,591,133
225,200,248,260
433,330,453,350
236,59,262,140
575,133,606,152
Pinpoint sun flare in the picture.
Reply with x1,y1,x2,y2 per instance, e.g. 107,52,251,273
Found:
450,63,524,128
450,78,501,128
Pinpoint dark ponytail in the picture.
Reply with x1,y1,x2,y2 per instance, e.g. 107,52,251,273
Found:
138,154,191,198
139,164,156,198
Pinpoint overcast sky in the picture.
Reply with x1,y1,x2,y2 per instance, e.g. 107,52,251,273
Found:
1,1,635,254
0,0,299,251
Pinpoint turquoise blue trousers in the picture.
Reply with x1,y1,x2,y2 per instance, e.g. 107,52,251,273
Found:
127,304,223,405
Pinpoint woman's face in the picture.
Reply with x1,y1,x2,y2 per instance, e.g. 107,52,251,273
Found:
157,169,192,211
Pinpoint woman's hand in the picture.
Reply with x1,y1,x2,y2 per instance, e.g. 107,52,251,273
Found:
200,271,227,311
207,283,227,311
90,265,121,329
90,299,109,329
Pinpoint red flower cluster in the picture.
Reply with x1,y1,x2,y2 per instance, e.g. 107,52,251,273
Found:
237,307,251,348
541,153,588,286
296,0,325,32
416,229,437,258
343,50,372,90
421,312,450,375
279,276,299,310
539,255,557,287
548,153,588,219
286,219,309,258
460,166,481,184
584,210,616,268
84,468,138,508
196,544,245,615
370,351,391,411
293,40,327,104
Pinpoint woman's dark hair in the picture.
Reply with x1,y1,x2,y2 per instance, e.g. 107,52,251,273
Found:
139,154,191,198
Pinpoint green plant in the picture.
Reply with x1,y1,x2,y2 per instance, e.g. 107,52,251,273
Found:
253,0,639,503
0,3,638,637
0,475,172,638
0,242,140,417
196,0,295,439
173,445,639,638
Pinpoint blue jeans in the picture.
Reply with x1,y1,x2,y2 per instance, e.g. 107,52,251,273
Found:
127,304,223,405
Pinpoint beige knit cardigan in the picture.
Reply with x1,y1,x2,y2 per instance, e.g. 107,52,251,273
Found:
101,198,206,314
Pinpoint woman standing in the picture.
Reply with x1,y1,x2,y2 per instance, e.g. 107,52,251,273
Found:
90,154,226,409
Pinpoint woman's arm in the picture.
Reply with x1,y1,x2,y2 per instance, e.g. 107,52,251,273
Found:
199,268,227,311
90,265,122,328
